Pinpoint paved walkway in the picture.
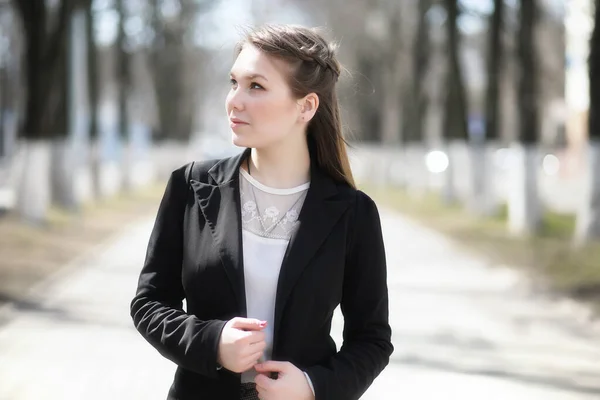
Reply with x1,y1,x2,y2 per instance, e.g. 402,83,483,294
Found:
1,207,600,399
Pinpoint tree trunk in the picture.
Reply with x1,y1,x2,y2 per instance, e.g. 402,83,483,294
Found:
442,0,468,205
470,0,505,216
0,66,6,157
13,0,77,222
115,0,132,191
509,0,541,235
485,0,504,143
575,0,600,244
15,140,53,224
84,0,103,200
410,0,431,144
380,6,402,146
15,0,73,140
355,54,381,142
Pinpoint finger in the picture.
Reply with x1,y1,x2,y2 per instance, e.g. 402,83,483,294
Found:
256,384,268,400
255,360,289,373
247,339,267,353
240,350,264,368
255,372,276,389
239,358,260,373
232,318,267,331
242,346,265,360
244,330,266,344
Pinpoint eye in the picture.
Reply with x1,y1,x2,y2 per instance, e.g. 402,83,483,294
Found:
229,78,237,86
250,82,264,90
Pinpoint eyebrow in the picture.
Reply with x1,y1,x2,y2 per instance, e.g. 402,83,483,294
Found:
229,72,269,82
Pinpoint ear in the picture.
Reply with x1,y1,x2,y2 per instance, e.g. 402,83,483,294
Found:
297,93,319,123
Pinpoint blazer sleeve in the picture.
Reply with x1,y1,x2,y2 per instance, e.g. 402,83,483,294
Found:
130,163,226,378
305,190,394,400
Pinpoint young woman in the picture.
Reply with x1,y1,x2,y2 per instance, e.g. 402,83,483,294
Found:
131,24,393,400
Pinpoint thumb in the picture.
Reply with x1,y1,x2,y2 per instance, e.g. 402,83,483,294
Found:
231,317,267,331
255,361,290,373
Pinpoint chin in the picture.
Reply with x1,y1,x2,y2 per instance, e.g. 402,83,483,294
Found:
231,131,252,148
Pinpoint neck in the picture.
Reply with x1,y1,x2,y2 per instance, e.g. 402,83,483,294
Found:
248,135,311,189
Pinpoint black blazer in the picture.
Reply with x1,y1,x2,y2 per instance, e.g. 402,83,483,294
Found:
130,147,393,400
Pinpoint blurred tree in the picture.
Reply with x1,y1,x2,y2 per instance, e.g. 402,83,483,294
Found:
517,0,539,146
13,0,78,139
148,0,213,142
469,0,505,216
115,0,131,141
403,0,432,145
485,0,504,143
508,0,541,235
11,0,84,222
575,0,600,243
84,0,101,198
441,0,469,205
444,0,469,143
379,1,403,145
84,0,98,142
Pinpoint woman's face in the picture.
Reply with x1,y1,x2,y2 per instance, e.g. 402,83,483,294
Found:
226,44,302,149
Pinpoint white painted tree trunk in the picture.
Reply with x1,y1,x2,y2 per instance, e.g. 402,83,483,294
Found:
119,139,133,193
574,140,600,245
406,145,428,199
508,143,541,235
89,140,102,199
441,141,460,205
468,142,498,216
51,138,78,211
381,66,401,146
16,140,52,224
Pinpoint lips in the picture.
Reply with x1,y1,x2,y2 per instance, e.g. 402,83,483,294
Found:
229,117,248,125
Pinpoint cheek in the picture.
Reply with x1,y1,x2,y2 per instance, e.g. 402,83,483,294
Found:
253,97,297,127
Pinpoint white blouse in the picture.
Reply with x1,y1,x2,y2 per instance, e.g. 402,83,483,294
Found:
238,168,314,394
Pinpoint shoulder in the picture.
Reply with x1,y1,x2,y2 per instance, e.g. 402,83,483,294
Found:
335,183,379,216
168,158,222,185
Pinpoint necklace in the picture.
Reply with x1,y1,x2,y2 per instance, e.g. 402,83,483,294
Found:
246,157,306,235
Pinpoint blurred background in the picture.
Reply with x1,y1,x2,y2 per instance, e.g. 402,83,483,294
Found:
2,0,600,399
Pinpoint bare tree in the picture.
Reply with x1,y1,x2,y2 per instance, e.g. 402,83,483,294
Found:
469,0,505,216
13,0,77,139
403,0,432,145
148,0,212,142
115,0,131,141
84,0,101,198
11,0,82,222
508,0,541,235
485,0,504,143
444,0,469,143
575,0,600,243
441,0,469,205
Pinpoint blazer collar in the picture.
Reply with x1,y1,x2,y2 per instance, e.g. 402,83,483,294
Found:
206,147,251,186
205,146,339,199
190,147,350,332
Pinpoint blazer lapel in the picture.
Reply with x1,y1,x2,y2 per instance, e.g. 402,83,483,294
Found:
273,166,351,340
189,149,251,316
189,147,351,333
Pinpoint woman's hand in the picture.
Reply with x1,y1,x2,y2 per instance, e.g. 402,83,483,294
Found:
254,361,315,400
217,317,267,373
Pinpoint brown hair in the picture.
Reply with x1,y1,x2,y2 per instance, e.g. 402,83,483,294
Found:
235,24,355,189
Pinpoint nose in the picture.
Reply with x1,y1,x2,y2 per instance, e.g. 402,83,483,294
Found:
226,86,244,112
